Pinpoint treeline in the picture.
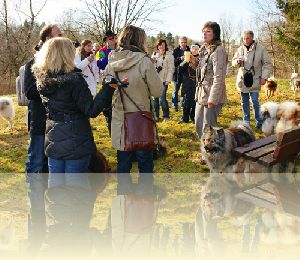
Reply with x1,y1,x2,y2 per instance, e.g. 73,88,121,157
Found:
0,0,299,94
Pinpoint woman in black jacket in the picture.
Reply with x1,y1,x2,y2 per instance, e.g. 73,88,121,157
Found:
31,37,114,254
32,37,114,188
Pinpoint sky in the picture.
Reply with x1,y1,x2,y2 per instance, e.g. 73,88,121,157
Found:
10,0,256,41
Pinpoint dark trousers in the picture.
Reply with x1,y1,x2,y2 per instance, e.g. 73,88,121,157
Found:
154,84,170,119
172,81,181,109
117,150,154,173
181,80,196,122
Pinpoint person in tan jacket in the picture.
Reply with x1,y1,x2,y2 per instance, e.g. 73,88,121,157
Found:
191,22,227,139
151,39,175,121
104,25,164,177
232,30,272,128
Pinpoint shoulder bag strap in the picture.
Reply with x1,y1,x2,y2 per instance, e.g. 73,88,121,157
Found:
115,66,160,144
245,43,257,73
87,64,95,77
196,48,215,95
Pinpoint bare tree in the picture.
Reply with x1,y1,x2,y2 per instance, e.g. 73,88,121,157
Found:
219,13,235,55
76,0,167,42
251,0,282,77
0,0,47,92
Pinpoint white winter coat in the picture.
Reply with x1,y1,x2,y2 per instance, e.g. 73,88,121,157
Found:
74,53,99,96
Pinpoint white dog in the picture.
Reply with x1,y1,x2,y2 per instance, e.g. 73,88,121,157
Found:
291,73,300,93
261,101,300,135
276,101,300,133
261,102,280,136
0,96,15,130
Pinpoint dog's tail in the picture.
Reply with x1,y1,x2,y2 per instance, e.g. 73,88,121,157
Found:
230,120,255,141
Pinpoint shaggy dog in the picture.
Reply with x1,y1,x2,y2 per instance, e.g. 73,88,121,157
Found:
291,73,300,93
264,77,277,99
200,121,267,174
261,101,300,136
275,101,300,133
0,96,15,129
261,102,280,136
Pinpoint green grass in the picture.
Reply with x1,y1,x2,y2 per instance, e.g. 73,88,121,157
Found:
0,76,299,241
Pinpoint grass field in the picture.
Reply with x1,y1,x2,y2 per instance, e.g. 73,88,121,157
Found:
0,76,299,246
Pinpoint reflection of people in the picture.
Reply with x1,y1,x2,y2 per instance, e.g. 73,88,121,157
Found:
111,173,159,256
151,39,174,121
24,23,62,254
74,39,99,97
232,30,272,129
104,25,163,174
192,22,227,164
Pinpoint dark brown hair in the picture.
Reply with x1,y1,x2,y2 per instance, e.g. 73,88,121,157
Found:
117,25,146,53
79,39,93,59
156,39,168,51
34,24,59,51
203,21,221,42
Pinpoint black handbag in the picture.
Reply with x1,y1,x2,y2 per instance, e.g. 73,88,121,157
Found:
243,69,254,88
243,44,256,88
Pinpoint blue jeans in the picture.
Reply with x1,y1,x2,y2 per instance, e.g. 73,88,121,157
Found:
25,134,48,247
26,134,48,211
241,92,262,127
117,150,154,173
26,134,48,174
172,82,181,109
154,84,169,119
48,155,91,189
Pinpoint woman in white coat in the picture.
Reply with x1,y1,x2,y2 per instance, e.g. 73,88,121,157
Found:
151,39,174,121
74,39,99,97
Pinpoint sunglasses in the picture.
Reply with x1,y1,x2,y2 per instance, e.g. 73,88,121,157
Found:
107,37,116,41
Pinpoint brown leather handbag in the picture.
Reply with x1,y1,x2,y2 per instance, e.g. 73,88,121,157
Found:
119,86,156,151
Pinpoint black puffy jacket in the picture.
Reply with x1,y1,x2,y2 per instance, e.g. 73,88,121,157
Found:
24,58,47,135
36,69,114,160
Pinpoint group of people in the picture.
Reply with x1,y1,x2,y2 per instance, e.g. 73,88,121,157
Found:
22,21,272,254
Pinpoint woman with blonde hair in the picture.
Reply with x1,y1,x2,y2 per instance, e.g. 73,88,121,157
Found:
105,25,163,193
32,37,115,253
74,39,99,96
32,37,114,181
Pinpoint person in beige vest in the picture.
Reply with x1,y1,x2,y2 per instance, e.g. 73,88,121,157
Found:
232,30,272,128
104,25,164,175
151,39,175,121
191,21,227,163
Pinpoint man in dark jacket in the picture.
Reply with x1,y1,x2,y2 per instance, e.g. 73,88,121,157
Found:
24,24,62,253
172,36,190,111
97,30,117,136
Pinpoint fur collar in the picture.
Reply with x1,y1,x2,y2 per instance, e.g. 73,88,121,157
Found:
35,68,82,94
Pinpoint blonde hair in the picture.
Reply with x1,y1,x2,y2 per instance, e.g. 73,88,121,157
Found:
117,25,146,52
32,37,75,75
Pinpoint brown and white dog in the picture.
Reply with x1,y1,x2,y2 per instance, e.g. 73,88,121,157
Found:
261,101,300,136
291,73,300,93
264,77,277,99
0,96,15,130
